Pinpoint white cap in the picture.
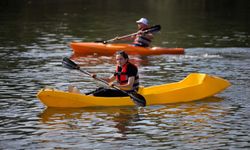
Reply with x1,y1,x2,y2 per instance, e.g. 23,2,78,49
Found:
136,18,149,25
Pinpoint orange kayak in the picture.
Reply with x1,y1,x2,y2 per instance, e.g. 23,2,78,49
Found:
70,42,185,55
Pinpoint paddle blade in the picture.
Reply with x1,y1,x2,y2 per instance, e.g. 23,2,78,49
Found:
129,92,146,107
62,57,80,70
145,25,161,34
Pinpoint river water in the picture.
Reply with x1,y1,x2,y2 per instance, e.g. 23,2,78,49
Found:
0,0,250,149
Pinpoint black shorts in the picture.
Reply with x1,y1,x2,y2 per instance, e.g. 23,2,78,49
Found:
86,87,128,97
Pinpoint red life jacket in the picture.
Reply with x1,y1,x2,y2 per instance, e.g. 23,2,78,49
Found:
115,62,139,91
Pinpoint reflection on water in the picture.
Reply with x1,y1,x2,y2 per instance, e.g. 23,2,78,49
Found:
39,106,140,138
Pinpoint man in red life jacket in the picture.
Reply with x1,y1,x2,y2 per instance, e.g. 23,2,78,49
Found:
69,51,139,97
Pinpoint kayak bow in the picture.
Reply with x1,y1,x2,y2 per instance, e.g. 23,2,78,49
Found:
37,73,230,108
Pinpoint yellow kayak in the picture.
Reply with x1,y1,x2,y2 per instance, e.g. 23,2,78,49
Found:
37,73,230,108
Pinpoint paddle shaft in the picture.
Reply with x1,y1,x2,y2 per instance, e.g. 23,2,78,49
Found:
79,69,130,94
103,25,161,44
104,32,139,43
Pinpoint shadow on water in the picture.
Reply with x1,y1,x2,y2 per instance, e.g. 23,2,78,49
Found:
39,106,140,137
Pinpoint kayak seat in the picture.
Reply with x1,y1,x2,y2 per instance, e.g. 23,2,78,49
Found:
140,73,206,95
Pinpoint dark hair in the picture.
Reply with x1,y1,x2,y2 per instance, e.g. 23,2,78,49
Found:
116,50,129,59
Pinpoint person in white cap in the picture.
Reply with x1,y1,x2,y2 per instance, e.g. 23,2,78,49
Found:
114,18,154,47
133,18,154,47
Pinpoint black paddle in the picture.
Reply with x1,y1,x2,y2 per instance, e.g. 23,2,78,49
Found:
96,25,161,44
62,57,146,107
